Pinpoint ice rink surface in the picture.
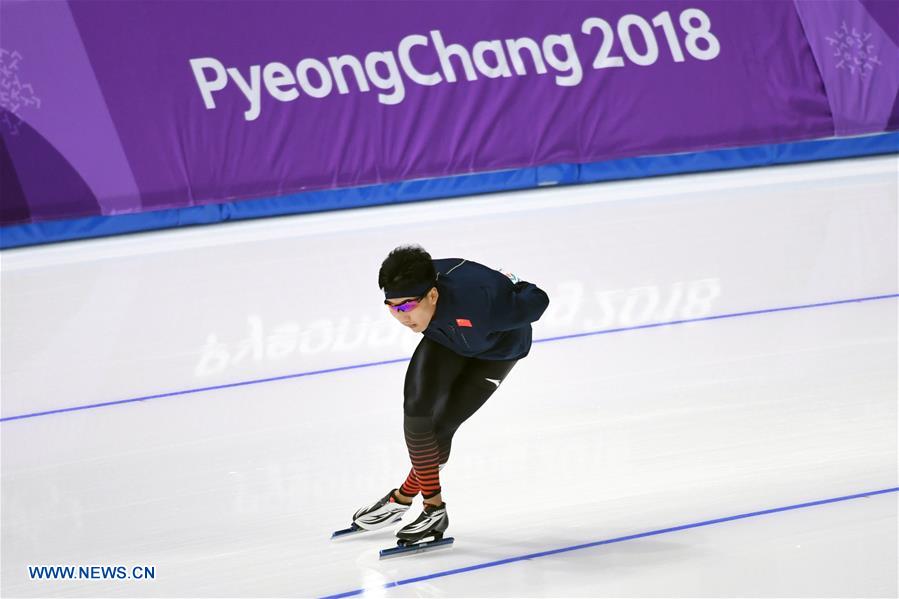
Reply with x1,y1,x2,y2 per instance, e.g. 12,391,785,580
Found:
1,156,897,597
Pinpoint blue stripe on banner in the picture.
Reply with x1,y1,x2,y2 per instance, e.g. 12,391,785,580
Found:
319,487,899,599
1,292,895,423
1,132,897,248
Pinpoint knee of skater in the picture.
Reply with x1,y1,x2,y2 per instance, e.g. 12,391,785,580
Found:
403,414,433,433
403,398,431,418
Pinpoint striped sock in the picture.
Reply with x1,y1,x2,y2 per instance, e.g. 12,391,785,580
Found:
404,416,441,499
399,468,419,497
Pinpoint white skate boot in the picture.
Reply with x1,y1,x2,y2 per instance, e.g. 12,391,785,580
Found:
352,488,412,530
332,488,412,539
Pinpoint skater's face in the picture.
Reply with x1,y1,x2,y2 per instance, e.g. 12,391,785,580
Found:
385,287,439,332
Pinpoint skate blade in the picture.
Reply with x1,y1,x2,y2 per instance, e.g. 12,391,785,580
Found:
331,524,365,539
379,536,454,559
332,523,400,540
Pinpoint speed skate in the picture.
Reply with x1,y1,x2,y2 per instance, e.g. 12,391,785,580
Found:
330,523,456,558
333,492,456,558
332,488,412,540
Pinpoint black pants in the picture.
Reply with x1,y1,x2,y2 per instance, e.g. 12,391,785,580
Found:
399,337,517,499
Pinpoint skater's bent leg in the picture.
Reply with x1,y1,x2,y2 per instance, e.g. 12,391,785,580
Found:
433,358,517,465
401,338,467,502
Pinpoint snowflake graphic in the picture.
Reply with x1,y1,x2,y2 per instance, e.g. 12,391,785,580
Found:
825,21,882,77
0,48,41,135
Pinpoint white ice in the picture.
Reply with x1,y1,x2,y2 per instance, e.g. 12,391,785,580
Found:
1,155,897,597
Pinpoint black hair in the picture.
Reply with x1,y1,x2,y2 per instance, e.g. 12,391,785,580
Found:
378,244,437,292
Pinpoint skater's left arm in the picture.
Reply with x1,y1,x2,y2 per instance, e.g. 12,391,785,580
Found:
485,279,550,332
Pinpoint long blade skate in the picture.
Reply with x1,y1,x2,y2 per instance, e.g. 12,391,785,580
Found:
379,535,455,559
336,489,410,540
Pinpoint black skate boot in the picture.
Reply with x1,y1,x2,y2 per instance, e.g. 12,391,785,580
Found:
379,502,454,558
395,502,449,545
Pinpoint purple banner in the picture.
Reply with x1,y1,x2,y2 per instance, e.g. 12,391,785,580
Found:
1,1,896,227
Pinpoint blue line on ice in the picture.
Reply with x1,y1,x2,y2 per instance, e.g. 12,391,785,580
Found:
320,487,899,599
2,293,896,423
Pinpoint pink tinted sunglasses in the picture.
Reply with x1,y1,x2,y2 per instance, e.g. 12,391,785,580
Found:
384,293,426,313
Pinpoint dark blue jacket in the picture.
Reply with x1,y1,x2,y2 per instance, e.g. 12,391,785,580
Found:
423,258,550,360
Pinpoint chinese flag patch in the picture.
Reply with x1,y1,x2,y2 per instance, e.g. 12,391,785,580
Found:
456,318,473,327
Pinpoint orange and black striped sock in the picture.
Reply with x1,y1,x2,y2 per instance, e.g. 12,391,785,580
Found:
400,440,454,496
398,468,418,497
402,416,441,499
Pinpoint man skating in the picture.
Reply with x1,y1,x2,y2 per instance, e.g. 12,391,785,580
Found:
349,244,550,548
